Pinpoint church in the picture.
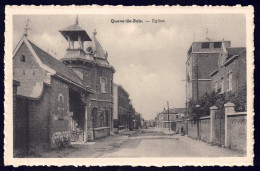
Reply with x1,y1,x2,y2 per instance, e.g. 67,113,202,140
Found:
13,17,115,156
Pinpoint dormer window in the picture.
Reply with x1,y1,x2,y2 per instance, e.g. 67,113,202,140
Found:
20,55,25,62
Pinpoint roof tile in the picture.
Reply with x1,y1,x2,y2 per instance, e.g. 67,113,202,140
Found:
28,40,83,86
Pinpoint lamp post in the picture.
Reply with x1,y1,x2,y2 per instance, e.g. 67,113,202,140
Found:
195,104,200,139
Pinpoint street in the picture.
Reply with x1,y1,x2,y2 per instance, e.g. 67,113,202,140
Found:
37,128,244,158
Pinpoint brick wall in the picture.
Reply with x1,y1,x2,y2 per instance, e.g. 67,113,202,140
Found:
14,96,28,156
187,120,198,139
27,86,51,153
49,77,70,148
191,80,212,100
199,117,210,143
227,113,247,153
14,85,52,155
95,66,113,101
194,53,220,79
13,42,46,97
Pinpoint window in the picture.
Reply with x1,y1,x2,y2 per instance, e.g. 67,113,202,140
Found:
100,77,107,93
176,115,179,119
111,79,113,95
214,81,218,92
20,55,26,62
220,77,224,94
227,72,232,91
58,93,64,120
214,42,222,48
201,42,210,48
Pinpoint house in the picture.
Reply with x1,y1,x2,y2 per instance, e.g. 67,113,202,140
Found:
186,38,231,102
128,99,136,131
174,108,186,119
113,84,129,133
59,18,116,140
210,45,246,94
13,34,94,156
157,108,178,129
13,17,116,156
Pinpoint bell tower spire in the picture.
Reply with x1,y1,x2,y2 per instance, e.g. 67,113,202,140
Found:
75,15,78,25
59,16,91,59
24,18,30,37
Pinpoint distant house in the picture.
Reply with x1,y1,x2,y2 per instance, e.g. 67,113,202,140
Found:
128,99,136,131
113,84,130,132
133,112,142,129
156,108,186,130
210,45,246,94
174,108,186,120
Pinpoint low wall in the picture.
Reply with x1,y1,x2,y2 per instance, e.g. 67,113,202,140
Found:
199,117,210,143
227,112,247,153
187,120,198,139
94,127,110,139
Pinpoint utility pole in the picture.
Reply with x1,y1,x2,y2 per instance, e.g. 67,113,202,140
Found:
195,57,199,102
167,101,170,131
195,57,200,139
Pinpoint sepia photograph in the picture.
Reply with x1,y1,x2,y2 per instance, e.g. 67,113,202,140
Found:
4,6,254,166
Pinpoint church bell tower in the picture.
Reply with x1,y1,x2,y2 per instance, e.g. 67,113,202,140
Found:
59,16,92,58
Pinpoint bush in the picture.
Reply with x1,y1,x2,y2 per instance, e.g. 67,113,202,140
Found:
186,85,246,120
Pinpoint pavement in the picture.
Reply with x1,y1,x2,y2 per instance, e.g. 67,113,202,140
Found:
102,129,244,157
35,128,244,158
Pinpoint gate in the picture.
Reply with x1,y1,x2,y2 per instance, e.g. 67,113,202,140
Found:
215,109,225,146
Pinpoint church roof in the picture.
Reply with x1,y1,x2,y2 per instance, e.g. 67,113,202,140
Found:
85,30,108,64
28,40,84,87
59,24,91,41
226,47,246,58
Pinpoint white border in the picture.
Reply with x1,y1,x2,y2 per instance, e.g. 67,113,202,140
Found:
4,5,254,166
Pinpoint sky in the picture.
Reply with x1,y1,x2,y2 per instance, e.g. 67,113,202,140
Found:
13,14,246,120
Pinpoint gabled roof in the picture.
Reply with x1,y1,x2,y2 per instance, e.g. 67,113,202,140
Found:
226,47,246,58
28,40,84,86
85,30,108,62
161,108,177,114
174,108,186,113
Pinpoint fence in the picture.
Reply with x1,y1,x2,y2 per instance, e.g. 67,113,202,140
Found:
183,103,247,153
